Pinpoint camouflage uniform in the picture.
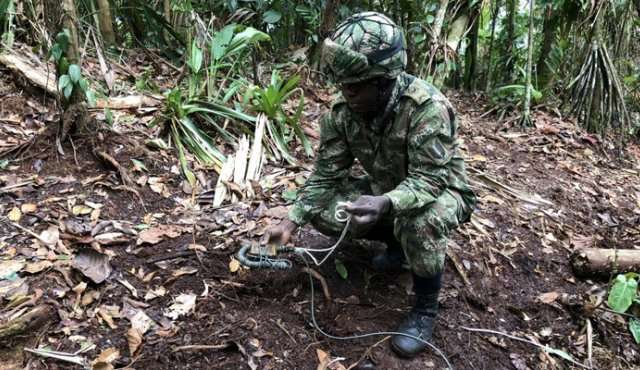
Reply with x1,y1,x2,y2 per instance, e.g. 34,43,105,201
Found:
288,71,475,277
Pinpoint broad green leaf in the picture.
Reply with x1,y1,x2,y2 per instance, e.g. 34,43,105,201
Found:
78,78,89,92
608,274,638,313
212,25,235,61
0,159,8,169
68,64,81,83
335,259,348,280
63,84,73,99
426,15,435,24
189,41,203,74
282,189,297,202
58,75,71,92
50,44,63,62
263,9,282,24
630,318,640,344
85,90,96,107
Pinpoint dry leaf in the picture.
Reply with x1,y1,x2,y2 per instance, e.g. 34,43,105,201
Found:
127,327,143,355
97,307,118,329
172,266,198,278
229,258,240,273
24,260,53,274
187,243,207,252
538,291,560,304
73,249,112,284
72,205,93,216
39,226,60,247
21,203,37,213
144,286,166,301
92,347,120,370
8,207,21,222
163,293,197,320
0,259,25,278
130,310,153,334
136,225,184,245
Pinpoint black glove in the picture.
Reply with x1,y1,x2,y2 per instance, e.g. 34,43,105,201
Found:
344,195,392,236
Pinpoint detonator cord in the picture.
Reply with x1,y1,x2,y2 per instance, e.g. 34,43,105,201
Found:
299,203,454,370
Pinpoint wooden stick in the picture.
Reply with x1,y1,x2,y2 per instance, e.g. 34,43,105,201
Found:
571,248,640,276
172,343,230,352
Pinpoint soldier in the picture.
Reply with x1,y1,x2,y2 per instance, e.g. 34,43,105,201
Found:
266,12,476,358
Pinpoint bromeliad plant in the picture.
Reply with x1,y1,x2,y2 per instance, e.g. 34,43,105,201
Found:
248,70,312,164
160,24,269,182
607,273,640,344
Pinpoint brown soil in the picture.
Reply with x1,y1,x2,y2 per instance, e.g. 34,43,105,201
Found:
1,67,640,370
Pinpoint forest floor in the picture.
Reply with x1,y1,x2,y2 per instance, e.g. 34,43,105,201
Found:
1,48,640,370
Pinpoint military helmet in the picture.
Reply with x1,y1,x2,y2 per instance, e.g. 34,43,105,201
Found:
322,12,407,84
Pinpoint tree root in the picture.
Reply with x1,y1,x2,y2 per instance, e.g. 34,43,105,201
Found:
301,267,332,302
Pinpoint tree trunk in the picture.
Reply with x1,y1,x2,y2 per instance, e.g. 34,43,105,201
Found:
484,0,501,91
95,0,115,46
464,15,479,90
312,0,341,74
431,0,449,46
535,5,559,89
504,0,517,83
163,0,171,44
522,0,534,126
319,0,341,39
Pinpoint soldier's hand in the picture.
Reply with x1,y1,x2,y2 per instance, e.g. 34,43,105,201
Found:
265,219,299,246
344,195,391,235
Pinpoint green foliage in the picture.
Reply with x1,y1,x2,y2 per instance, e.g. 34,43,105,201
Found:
607,273,640,343
608,273,639,313
335,258,348,280
630,319,640,344
0,0,15,48
249,70,312,163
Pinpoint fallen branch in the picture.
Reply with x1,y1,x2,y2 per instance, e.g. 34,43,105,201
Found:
571,248,640,276
94,95,164,110
172,343,231,352
461,326,591,369
0,51,57,96
302,267,331,302
94,150,135,187
0,305,56,339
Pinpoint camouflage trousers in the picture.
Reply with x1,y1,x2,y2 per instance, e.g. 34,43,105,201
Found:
311,177,462,277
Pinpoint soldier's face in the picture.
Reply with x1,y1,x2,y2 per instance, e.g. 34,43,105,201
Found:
340,77,395,114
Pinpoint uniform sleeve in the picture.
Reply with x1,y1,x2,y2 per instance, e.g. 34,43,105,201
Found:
288,111,354,225
384,99,456,216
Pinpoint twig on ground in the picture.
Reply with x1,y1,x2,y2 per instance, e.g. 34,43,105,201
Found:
94,150,135,187
346,336,390,370
172,343,231,352
271,318,297,345
461,326,591,369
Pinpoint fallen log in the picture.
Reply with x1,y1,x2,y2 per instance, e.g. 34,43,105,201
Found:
571,248,640,276
0,305,56,339
0,52,57,96
1,50,164,110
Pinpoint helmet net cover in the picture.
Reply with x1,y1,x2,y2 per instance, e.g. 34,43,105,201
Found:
323,12,407,84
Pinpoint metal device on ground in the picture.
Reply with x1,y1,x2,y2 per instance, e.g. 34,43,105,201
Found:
236,202,352,270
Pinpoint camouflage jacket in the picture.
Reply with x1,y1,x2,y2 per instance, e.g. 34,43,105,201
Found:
289,72,476,225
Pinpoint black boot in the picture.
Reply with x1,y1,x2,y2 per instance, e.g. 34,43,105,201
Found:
391,272,442,358
371,243,405,272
